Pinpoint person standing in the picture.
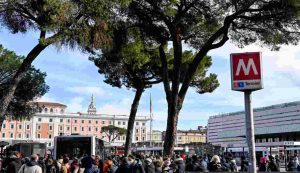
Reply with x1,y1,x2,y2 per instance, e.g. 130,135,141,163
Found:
18,154,42,173
144,158,155,173
174,155,185,173
60,158,70,173
6,151,22,173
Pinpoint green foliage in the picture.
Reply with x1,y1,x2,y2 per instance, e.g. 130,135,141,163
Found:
101,125,127,142
0,45,22,85
0,0,128,51
91,27,161,90
0,45,49,120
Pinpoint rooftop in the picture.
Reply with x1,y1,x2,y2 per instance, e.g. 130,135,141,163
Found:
34,101,67,108
210,100,300,119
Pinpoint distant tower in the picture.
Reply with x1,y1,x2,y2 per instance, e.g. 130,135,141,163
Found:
87,94,97,114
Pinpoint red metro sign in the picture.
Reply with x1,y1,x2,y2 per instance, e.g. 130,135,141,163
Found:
230,52,263,91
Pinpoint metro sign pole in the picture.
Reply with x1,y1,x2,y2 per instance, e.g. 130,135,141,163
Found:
230,52,263,173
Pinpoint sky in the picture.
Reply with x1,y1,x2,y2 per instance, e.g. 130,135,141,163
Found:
1,28,300,131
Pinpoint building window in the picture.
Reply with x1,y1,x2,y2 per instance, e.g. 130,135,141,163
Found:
136,137,139,141
142,137,145,141
123,122,126,125
74,127,77,131
118,136,120,140
2,124,5,129
45,108,48,112
123,136,125,140
74,120,77,123
10,124,14,129
60,119,63,123
89,120,92,124
37,134,41,138
26,124,30,130
59,126,63,131
88,127,91,131
95,127,98,132
38,118,42,122
136,129,139,133
26,134,30,138
18,134,21,138
81,127,84,131
50,108,53,113
18,124,22,129
142,129,145,134
60,109,64,114
118,122,121,125
102,121,105,125
67,119,70,123
49,118,53,122
109,121,112,125
136,122,139,126
49,134,52,139
2,133,5,138
66,126,70,131
82,120,84,124
96,121,98,124
142,123,145,126
49,125,53,131
10,133,13,138
37,125,41,130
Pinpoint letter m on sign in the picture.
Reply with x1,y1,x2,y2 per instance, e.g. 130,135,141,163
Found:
231,52,261,81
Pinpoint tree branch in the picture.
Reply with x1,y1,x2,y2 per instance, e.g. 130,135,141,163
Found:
159,44,171,101
146,79,163,85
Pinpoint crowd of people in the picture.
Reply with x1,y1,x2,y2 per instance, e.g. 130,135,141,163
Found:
1,151,300,173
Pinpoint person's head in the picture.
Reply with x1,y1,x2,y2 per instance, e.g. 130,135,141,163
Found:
211,155,220,163
121,157,129,165
63,157,69,164
31,154,39,162
128,155,135,162
13,151,21,158
192,155,197,162
47,159,53,165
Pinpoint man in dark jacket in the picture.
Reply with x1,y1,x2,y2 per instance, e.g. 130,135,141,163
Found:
115,157,131,173
144,158,155,173
174,155,185,173
6,151,22,173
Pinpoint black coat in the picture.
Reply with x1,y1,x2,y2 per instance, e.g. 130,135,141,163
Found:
6,157,22,173
174,159,185,173
115,164,131,173
144,163,155,173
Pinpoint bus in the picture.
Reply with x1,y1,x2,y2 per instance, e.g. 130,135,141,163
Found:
5,142,47,158
53,135,111,159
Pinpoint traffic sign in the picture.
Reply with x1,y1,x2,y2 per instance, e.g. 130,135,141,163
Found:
230,52,263,91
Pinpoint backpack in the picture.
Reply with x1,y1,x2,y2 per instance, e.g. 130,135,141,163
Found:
108,165,117,173
50,165,57,173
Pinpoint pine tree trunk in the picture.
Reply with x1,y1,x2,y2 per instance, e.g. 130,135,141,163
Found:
0,44,47,124
124,86,144,156
163,28,183,157
163,98,182,156
0,116,4,131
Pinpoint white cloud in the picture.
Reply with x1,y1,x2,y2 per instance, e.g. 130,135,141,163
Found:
98,104,130,115
67,86,106,97
66,97,85,113
97,97,134,115
36,94,58,103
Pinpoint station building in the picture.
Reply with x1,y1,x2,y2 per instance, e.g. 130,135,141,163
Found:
207,101,300,158
0,96,149,147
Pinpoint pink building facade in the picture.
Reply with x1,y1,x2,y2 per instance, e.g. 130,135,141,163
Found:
0,98,149,147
